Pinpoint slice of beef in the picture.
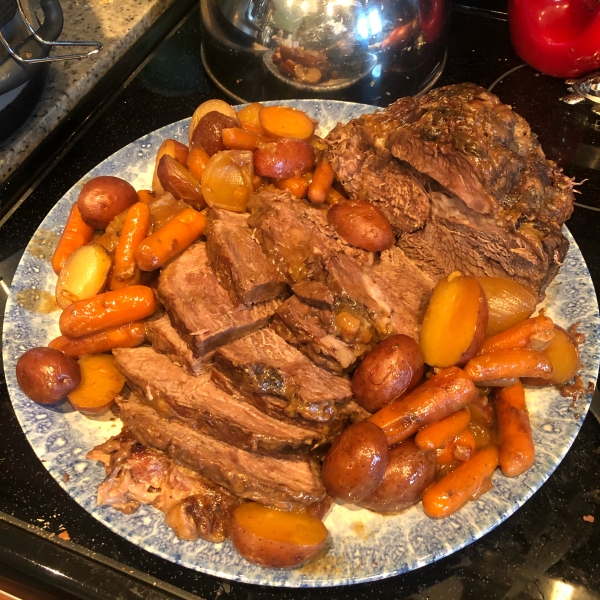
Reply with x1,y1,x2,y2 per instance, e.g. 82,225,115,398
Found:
326,119,430,234
87,430,240,542
145,313,212,375
213,328,352,423
157,242,279,357
113,347,319,455
291,281,334,309
116,394,326,510
205,208,287,305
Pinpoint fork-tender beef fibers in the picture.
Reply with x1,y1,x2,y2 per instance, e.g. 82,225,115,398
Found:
117,394,325,510
157,242,279,357
214,328,352,422
326,83,574,298
113,346,320,455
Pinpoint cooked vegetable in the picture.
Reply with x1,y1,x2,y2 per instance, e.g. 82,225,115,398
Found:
188,99,237,146
59,285,157,338
274,175,309,198
147,192,191,232
152,139,189,195
222,127,268,151
78,176,138,230
16,347,81,404
135,208,206,271
464,348,554,384
495,383,535,477
49,322,146,357
415,408,471,451
435,429,477,468
253,138,315,179
230,503,328,568
420,272,489,367
479,315,555,354
308,159,334,204
258,105,315,140
156,155,205,209
186,146,210,182
369,366,477,446
201,150,255,212
51,203,95,275
237,102,265,135
321,421,389,503
55,244,112,309
422,445,499,518
360,440,436,513
325,187,346,205
351,334,424,413
476,276,537,337
136,189,154,204
67,354,125,415
327,199,394,252
191,111,240,156
109,202,151,290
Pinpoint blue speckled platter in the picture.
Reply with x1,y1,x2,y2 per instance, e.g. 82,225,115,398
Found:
3,100,600,588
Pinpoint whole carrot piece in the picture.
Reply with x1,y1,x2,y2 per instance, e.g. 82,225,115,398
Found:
275,176,309,198
222,127,269,151
464,349,553,384
422,445,499,518
415,408,471,451
368,367,477,446
308,159,334,203
479,316,555,355
109,202,151,290
495,382,535,477
135,208,206,272
59,285,156,338
49,322,146,357
52,203,95,274
186,147,210,182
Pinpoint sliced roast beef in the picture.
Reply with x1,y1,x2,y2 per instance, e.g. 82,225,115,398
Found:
113,346,319,454
291,281,334,309
87,430,240,542
213,328,352,423
116,394,325,510
157,242,279,357
205,208,287,305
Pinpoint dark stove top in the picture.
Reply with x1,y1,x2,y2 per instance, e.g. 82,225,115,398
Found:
0,4,599,600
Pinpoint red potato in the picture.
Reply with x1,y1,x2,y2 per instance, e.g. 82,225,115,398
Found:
321,421,389,503
152,139,189,195
253,138,315,179
191,111,240,156
420,272,489,367
16,347,81,404
327,200,394,252
156,155,205,209
188,99,238,146
351,334,424,413
230,503,328,568
78,176,138,230
359,440,436,513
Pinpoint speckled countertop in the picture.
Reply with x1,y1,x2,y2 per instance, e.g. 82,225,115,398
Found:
0,0,176,183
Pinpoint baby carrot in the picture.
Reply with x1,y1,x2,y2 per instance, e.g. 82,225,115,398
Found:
59,285,156,338
308,159,334,204
435,429,477,466
240,121,266,136
325,187,346,205
222,127,269,151
422,445,499,518
368,367,477,446
49,322,146,357
415,408,471,451
136,190,154,204
275,175,309,198
495,382,535,477
51,203,95,274
135,208,206,272
186,147,210,182
464,349,553,384
109,202,151,290
479,316,555,355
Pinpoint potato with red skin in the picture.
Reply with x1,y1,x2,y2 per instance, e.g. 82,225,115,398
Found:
352,334,424,412
360,439,436,513
253,138,315,179
191,111,240,156
420,272,489,367
78,176,138,230
321,421,389,503
16,347,81,404
327,200,394,252
230,503,328,568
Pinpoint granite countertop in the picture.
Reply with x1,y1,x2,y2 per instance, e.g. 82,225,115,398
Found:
0,0,176,183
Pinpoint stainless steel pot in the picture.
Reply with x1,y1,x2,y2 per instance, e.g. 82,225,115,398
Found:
201,0,449,104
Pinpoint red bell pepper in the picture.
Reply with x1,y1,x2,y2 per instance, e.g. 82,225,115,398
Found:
508,0,600,78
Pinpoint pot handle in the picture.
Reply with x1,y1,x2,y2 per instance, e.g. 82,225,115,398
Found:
0,0,102,64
